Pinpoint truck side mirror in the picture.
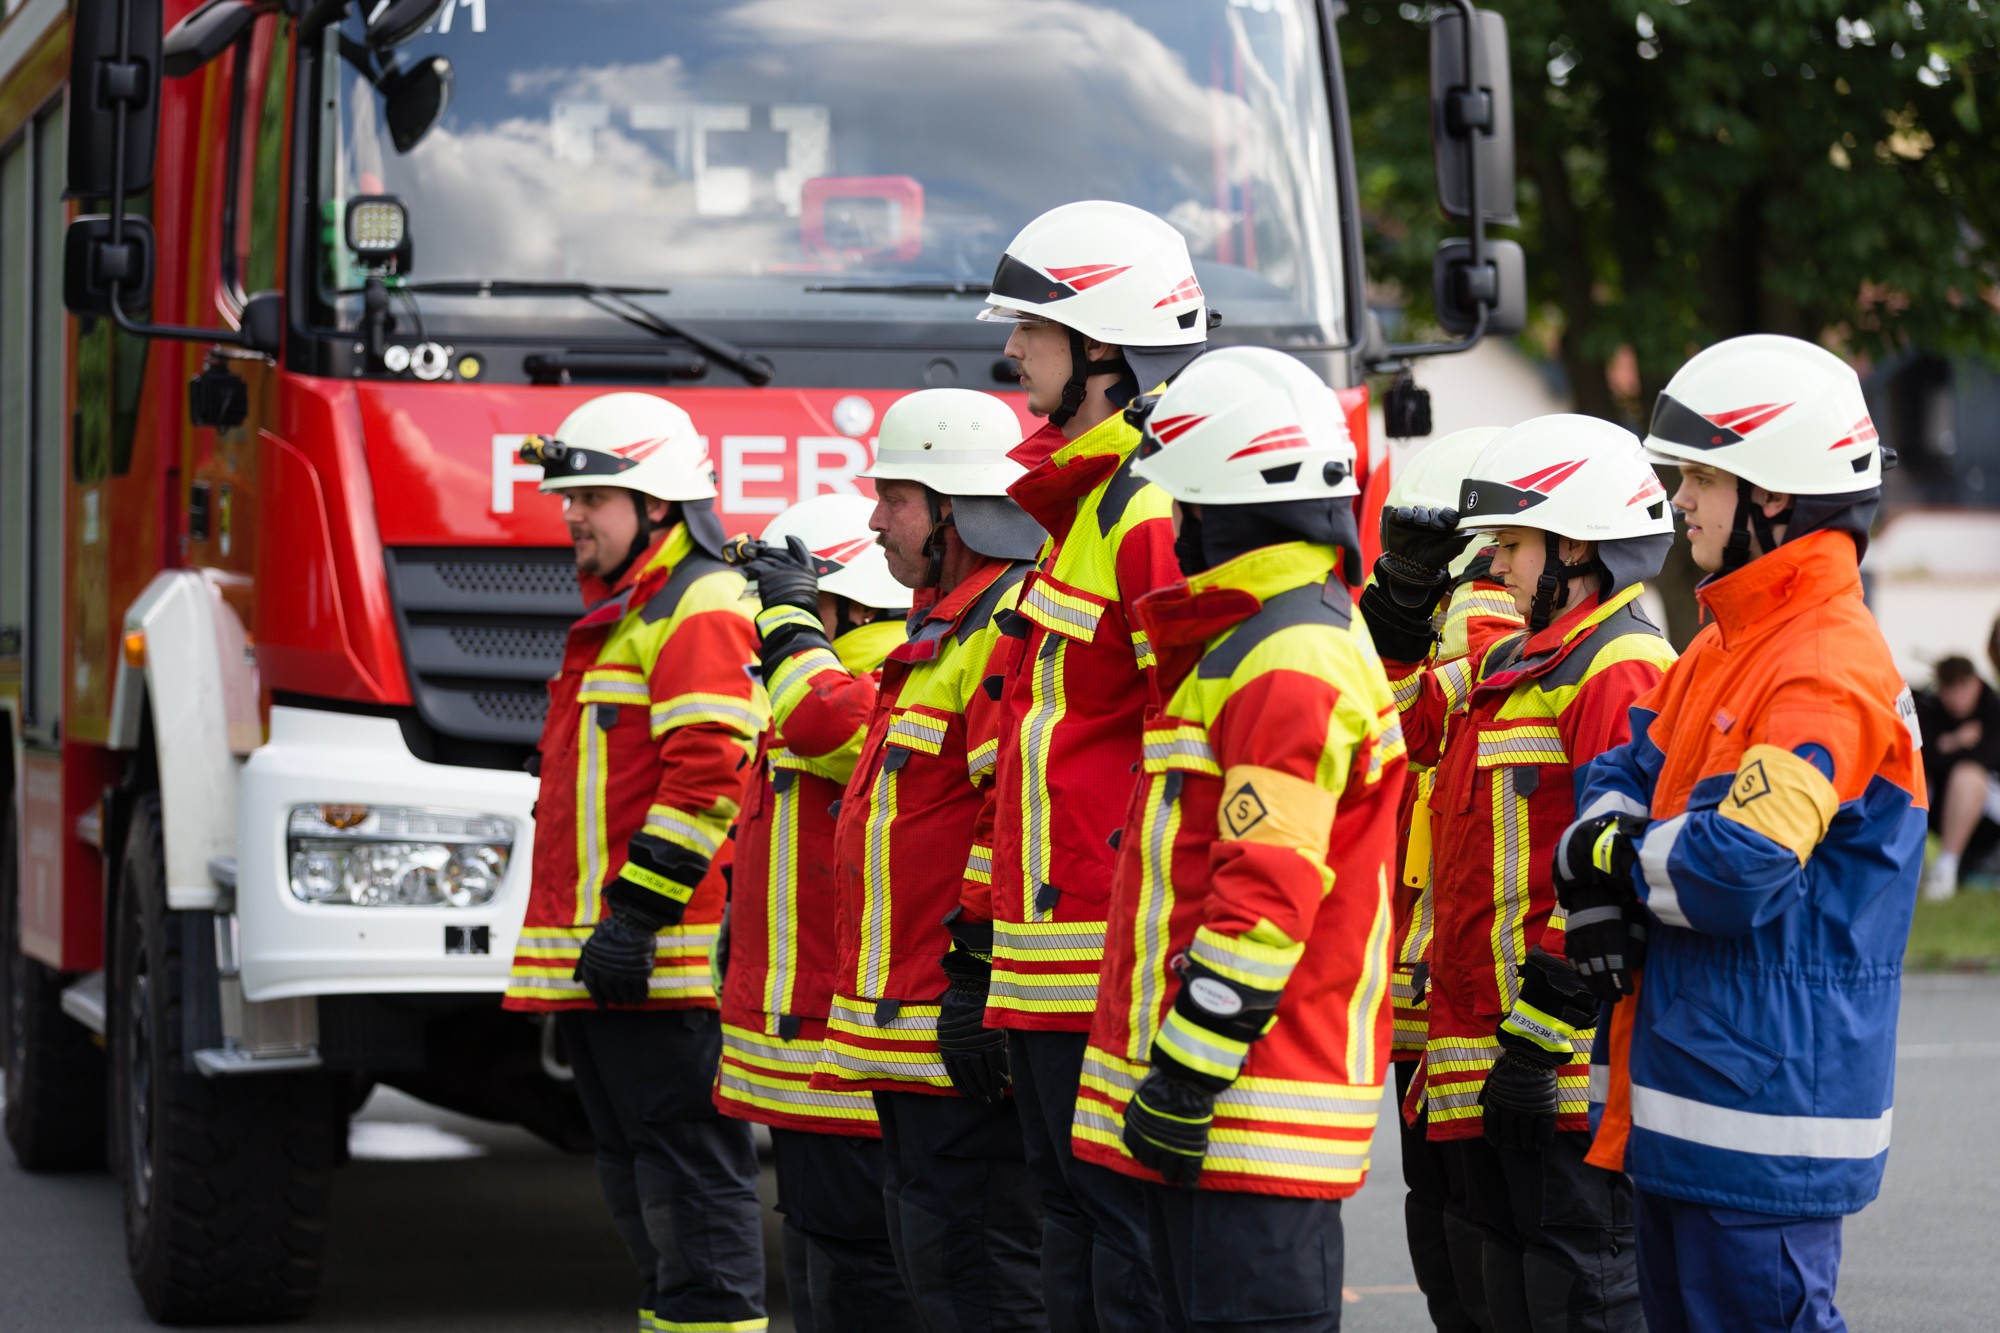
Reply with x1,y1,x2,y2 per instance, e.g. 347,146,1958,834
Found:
64,214,155,317
1429,5,1517,225
67,0,163,199
1433,238,1525,336
240,291,284,357
163,0,258,79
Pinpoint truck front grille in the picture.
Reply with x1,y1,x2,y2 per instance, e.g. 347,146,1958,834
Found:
384,548,579,747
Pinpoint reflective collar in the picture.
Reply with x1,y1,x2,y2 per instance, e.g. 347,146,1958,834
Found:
1137,542,1339,650
1008,411,1142,530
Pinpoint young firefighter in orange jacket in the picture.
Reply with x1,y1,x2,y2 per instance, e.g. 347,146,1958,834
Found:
714,494,918,1332
501,393,768,1333
1071,347,1404,1333
946,200,1209,1333
1376,427,1524,1333
805,389,1050,1331
1562,337,1923,1333
1358,416,1676,1333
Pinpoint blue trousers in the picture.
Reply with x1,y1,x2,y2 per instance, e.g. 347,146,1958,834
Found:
1634,1188,1846,1333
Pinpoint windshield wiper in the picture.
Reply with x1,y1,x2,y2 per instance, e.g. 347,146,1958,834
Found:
399,279,775,385
803,280,987,296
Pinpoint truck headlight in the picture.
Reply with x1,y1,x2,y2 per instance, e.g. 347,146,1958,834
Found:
287,805,515,908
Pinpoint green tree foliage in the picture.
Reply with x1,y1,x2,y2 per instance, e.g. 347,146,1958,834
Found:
1343,1,2000,639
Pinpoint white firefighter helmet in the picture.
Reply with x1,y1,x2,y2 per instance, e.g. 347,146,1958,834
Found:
1641,334,1881,496
1387,426,1506,578
977,200,1207,393
1130,347,1358,506
760,494,910,612
861,388,1027,496
1456,414,1672,542
526,391,717,502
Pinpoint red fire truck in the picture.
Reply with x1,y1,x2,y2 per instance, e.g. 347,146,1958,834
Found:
0,0,1519,1319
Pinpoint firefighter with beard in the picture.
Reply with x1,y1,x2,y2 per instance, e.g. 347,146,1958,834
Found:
1360,415,1676,1333
715,494,919,1332
806,389,1051,1331
503,392,768,1333
954,199,1210,1332
1073,347,1405,1332
1572,336,1922,1333
1379,428,1524,1333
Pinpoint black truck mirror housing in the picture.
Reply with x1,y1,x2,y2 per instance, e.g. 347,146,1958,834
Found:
1429,6,1517,225
163,0,258,79
1432,237,1525,337
64,214,155,317
67,0,163,199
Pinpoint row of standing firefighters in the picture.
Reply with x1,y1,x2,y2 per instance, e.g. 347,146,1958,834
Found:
495,200,1922,1333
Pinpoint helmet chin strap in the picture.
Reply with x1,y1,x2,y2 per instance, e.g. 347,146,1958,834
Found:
1721,477,1791,575
1529,531,1599,634
920,487,955,589
1047,327,1128,430
602,492,663,586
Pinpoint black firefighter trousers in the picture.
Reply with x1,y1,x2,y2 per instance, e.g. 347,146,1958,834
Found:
768,1125,922,1333
559,1009,766,1331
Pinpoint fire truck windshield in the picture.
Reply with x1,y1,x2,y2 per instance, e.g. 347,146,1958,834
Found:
315,0,1346,346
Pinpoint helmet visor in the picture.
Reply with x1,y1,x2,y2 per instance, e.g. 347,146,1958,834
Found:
986,252,1077,308
1647,392,1743,452
520,435,637,482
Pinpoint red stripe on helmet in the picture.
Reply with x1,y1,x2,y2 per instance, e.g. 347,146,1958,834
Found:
1047,263,1132,291
618,434,674,461
1708,402,1793,434
1828,416,1880,450
1508,458,1587,493
1225,426,1311,461
1151,413,1210,444
1152,276,1204,309
816,536,876,567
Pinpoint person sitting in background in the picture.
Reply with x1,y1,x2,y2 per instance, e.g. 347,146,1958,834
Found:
1915,655,2000,901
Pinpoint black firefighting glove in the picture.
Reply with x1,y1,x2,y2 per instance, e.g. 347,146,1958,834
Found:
1484,947,1599,1151
937,910,1010,1104
709,902,732,998
747,536,822,615
1480,1049,1562,1153
1122,1069,1216,1188
574,903,672,1009
1359,505,1471,661
1553,811,1651,1001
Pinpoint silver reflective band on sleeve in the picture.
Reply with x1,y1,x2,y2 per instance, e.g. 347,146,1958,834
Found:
871,447,1017,465
1587,1064,1610,1104
1580,791,1649,822
1638,812,1691,929
1630,1083,1893,1160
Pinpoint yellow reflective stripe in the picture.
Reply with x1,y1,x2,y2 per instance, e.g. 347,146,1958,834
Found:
967,738,999,781
764,780,801,1021
1014,632,1068,921
1502,1000,1583,1056
1127,772,1181,1060
755,603,821,637
1368,707,1406,785
644,805,727,858
1390,670,1423,712
1187,924,1302,990
964,844,994,885
1437,656,1476,714
994,919,1106,961
1490,767,1532,1011
1131,628,1156,671
575,704,610,927
986,977,1100,1011
577,673,651,705
1141,726,1219,773
1154,1008,1250,1083
769,646,841,718
651,1319,770,1333
1020,581,1106,641
651,693,767,739
619,862,696,905
885,710,948,755
858,765,897,997
1344,865,1393,1078
1475,722,1567,767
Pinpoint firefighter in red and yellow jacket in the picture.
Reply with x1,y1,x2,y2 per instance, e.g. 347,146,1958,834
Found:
501,393,768,1333
1359,415,1676,1333
805,389,1049,1329
956,199,1208,1333
1073,347,1405,1332
1377,427,1524,1333
715,494,917,1332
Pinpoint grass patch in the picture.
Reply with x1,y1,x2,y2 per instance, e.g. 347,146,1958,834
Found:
1905,890,2000,970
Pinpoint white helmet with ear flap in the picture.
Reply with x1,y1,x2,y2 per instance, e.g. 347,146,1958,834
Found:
860,388,1047,563
527,391,717,501
760,494,910,612
1387,426,1506,578
1130,347,1358,504
1455,414,1673,542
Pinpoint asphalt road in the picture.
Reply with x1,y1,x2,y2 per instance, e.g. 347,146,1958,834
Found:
1,975,1995,1331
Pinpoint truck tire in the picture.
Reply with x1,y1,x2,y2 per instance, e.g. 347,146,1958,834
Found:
111,793,340,1324
0,794,106,1170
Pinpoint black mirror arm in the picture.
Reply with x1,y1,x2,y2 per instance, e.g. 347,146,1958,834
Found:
1368,0,1490,373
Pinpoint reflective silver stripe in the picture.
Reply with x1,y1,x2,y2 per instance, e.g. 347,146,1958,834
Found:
764,780,800,1021
966,847,994,878
1024,584,1102,638
1630,1083,1893,1160
1478,736,1567,763
1493,767,1530,1010
1075,1104,1127,1135
817,1043,949,1079
1205,1134,1372,1168
580,711,604,925
723,1031,823,1065
1580,791,1649,822
769,649,839,705
1639,812,1692,928
1142,738,1216,765
967,743,998,779
988,977,1100,1004
1221,1085,1381,1117
1130,774,1179,1058
859,767,897,995
1187,932,1292,985
1587,1065,1610,1103
645,810,723,855
579,679,650,700
994,923,1106,953
716,1073,873,1112
1426,1041,1500,1066
1390,673,1422,709
1020,636,1063,919
1566,905,1627,930
1132,629,1154,665
1427,1085,1486,1110
652,699,764,731
828,997,938,1032
1438,658,1475,711
873,446,1015,465
1084,1051,1141,1093
888,714,948,743
1156,1016,1248,1077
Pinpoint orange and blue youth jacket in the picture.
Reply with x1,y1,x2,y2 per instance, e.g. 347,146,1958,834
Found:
810,557,1028,1096
976,415,1183,1031
1580,530,1927,1218
716,617,906,1135
1076,542,1406,1200
506,524,767,1012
